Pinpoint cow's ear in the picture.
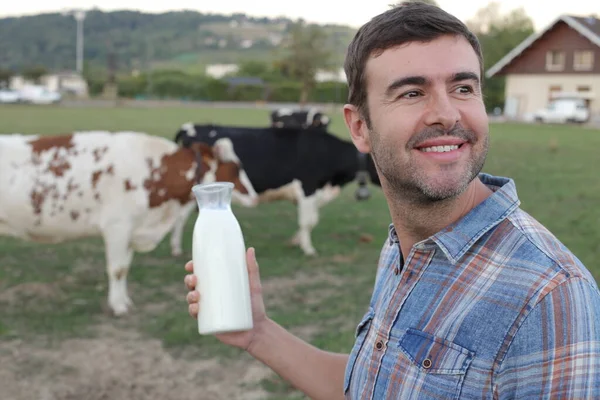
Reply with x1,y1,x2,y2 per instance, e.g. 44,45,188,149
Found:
343,104,371,153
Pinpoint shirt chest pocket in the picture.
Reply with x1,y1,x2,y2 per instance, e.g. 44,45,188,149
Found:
395,328,475,399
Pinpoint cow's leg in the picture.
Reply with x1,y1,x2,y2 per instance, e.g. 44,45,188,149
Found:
289,185,339,248
296,194,319,256
102,222,134,316
170,201,197,257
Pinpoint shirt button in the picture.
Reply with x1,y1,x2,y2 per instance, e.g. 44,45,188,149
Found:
375,340,384,350
394,267,400,275
423,358,432,369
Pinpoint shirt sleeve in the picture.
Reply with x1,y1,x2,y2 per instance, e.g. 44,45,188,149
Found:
496,277,600,399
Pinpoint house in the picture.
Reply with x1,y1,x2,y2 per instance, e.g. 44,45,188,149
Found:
9,71,88,98
486,14,600,121
43,71,89,98
315,68,347,83
205,64,239,79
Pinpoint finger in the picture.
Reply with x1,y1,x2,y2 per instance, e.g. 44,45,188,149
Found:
246,247,262,292
184,260,193,273
184,274,197,291
188,303,199,319
186,290,199,305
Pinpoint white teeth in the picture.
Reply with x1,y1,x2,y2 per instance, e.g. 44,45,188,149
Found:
420,145,459,153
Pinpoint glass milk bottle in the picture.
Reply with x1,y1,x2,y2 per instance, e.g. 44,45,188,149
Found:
192,182,253,335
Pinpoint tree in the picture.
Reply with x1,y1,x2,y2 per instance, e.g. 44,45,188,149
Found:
0,68,13,88
466,3,535,111
465,2,502,35
276,21,332,104
235,61,271,78
22,65,48,83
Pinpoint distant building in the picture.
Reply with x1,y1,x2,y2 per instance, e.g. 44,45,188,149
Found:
315,68,346,83
9,71,89,98
205,64,239,78
487,14,600,121
43,71,89,97
240,39,254,49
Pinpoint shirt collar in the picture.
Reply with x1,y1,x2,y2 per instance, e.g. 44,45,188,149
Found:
387,173,521,263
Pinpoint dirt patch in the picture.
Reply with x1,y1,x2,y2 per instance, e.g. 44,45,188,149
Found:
262,270,341,295
289,325,322,342
0,324,274,400
262,270,343,309
159,269,340,347
330,254,357,264
0,282,65,306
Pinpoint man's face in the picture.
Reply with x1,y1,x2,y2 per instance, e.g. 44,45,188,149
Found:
345,34,489,203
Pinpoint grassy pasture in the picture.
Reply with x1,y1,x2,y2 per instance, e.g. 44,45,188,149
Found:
0,103,598,399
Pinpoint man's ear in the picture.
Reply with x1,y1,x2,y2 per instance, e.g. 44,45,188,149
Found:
343,104,371,153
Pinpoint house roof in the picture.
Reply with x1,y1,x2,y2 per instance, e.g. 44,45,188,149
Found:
486,14,600,78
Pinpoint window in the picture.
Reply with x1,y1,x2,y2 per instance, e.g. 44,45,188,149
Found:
574,51,594,70
546,51,565,71
548,85,562,100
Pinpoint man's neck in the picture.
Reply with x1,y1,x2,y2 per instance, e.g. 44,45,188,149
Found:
387,177,493,260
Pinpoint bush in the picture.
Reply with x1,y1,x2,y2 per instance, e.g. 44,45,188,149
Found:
100,69,348,103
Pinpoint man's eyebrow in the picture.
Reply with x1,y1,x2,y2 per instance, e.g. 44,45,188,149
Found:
451,71,480,85
385,76,427,97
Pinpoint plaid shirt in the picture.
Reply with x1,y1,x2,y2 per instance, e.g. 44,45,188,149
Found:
344,173,600,399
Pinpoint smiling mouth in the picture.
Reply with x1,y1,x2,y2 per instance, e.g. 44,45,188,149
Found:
418,144,465,153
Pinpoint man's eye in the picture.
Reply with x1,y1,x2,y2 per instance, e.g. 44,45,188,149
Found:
401,91,421,99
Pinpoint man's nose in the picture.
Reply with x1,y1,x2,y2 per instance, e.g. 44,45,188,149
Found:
423,92,460,132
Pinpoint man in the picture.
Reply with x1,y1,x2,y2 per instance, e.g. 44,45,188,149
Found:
184,2,600,398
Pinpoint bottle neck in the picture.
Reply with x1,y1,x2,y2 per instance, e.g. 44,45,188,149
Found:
192,182,234,210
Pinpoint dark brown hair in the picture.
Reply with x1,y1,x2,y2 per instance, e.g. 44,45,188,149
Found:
344,1,483,124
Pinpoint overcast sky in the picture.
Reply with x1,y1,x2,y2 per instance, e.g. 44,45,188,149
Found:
1,0,598,31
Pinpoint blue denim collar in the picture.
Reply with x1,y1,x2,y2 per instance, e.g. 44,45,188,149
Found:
388,173,521,264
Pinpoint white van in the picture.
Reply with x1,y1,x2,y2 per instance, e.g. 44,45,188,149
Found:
19,85,62,105
533,98,590,124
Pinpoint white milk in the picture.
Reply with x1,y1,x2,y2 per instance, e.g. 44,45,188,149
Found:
192,183,253,335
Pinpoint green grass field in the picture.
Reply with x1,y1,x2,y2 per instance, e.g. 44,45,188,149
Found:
0,104,599,399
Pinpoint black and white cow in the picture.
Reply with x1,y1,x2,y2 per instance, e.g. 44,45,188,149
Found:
173,122,380,256
270,107,330,130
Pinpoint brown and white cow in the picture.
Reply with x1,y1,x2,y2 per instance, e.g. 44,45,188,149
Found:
0,131,258,315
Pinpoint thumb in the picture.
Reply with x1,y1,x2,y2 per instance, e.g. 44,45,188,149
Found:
246,247,262,291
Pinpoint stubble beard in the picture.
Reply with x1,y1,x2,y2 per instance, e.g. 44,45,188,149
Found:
369,125,489,205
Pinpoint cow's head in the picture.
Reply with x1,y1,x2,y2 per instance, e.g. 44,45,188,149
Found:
174,122,197,147
306,108,330,129
191,138,258,208
312,113,330,128
270,108,330,130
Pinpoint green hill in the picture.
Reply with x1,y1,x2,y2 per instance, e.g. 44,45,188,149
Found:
0,9,356,73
